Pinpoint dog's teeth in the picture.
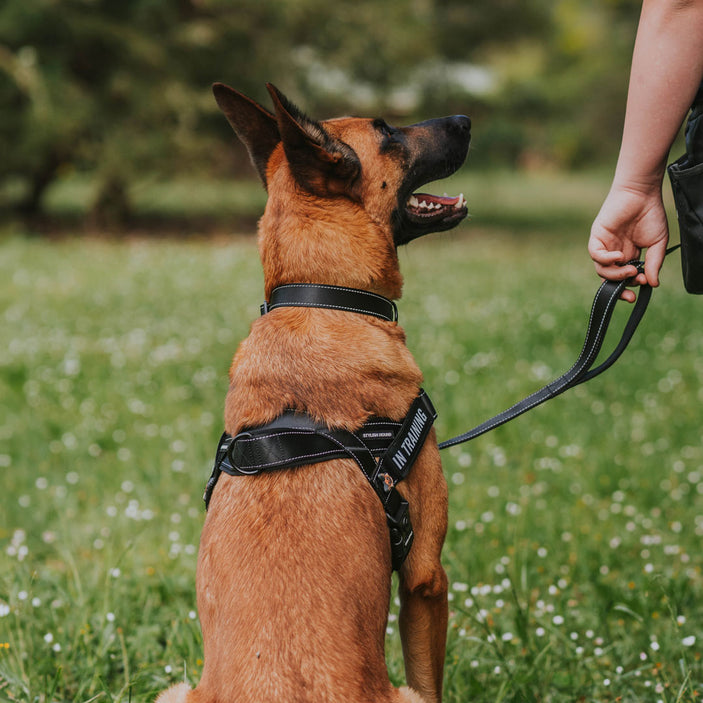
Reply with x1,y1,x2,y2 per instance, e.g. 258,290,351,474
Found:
419,200,429,209
454,193,465,209
408,195,419,208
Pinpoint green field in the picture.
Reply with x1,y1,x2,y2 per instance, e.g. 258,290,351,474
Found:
1,180,702,702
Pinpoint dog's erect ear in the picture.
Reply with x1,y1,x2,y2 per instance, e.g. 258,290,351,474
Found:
212,83,280,188
266,83,360,198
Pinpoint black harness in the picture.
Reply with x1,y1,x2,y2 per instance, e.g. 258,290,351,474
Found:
204,284,433,571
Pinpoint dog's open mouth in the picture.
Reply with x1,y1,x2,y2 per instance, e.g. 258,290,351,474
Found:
395,190,468,244
406,192,467,222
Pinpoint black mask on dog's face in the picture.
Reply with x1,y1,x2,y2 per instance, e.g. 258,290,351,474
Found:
385,115,471,245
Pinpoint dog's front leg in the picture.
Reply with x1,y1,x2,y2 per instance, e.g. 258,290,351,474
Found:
396,444,449,703
398,563,448,703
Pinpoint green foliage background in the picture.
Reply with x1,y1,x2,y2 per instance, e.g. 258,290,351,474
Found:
1,0,644,222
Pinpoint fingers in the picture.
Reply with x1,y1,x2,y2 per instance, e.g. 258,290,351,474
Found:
592,258,640,282
619,288,637,303
588,238,640,280
643,238,668,288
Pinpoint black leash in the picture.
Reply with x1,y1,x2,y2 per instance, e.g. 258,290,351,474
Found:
439,248,679,449
260,252,676,454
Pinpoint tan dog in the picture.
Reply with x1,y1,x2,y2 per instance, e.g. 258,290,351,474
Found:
157,84,470,703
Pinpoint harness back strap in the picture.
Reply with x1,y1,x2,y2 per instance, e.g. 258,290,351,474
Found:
204,391,437,571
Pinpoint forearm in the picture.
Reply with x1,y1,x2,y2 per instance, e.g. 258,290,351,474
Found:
614,0,703,189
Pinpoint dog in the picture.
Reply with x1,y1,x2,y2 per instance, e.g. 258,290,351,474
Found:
157,83,470,703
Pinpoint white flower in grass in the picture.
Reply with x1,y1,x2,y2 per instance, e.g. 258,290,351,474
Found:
44,633,54,644
682,635,696,647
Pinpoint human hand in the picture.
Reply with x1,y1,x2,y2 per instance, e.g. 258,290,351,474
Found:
588,183,670,303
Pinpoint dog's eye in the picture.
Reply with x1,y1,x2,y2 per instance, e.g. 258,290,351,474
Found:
373,119,396,138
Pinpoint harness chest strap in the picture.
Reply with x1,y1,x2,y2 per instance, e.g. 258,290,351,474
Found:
204,390,437,571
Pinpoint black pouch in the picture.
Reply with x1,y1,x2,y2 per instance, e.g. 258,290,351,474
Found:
667,85,703,294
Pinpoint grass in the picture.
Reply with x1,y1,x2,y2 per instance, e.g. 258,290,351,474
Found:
1,174,701,702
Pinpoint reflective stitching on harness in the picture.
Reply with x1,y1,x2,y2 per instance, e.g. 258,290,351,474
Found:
232,448,341,471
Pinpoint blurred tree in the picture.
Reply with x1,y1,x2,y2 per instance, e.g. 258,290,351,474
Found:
0,0,284,221
0,0,644,223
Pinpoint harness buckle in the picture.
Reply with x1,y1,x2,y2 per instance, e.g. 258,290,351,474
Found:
386,495,414,571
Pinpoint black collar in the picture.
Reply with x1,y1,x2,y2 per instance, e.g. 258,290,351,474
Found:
261,283,398,322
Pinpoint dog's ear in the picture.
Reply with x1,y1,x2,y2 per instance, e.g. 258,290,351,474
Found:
266,83,360,198
212,83,280,189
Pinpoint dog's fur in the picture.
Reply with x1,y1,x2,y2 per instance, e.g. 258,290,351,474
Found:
157,84,470,703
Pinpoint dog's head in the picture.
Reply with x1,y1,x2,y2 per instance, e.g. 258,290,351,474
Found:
213,83,470,296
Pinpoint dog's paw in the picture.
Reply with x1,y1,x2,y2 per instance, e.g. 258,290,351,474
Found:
155,682,191,703
398,686,430,703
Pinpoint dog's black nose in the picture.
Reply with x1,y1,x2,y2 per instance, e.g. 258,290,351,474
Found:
450,115,471,134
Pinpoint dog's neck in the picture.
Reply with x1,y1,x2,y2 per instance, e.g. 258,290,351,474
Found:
257,173,404,301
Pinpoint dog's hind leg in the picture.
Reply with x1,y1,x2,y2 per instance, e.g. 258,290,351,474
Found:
396,441,449,703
